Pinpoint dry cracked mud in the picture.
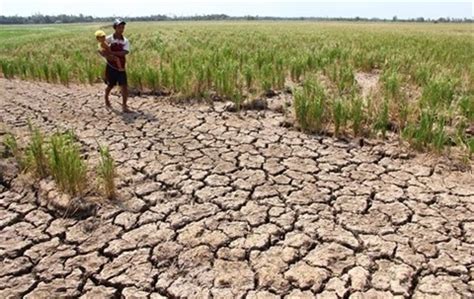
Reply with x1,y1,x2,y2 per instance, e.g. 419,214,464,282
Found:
0,78,473,298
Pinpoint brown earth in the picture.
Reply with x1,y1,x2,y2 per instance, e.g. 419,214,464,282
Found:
0,78,473,298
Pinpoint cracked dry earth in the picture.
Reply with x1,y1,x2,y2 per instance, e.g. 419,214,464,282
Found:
0,78,473,299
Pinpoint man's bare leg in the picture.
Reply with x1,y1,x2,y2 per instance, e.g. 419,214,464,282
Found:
105,85,113,108
121,85,130,112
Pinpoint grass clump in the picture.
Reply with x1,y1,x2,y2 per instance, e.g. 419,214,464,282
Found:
3,133,19,157
332,98,348,137
25,124,48,178
421,77,456,110
373,98,390,138
350,96,365,136
48,131,87,196
402,110,449,152
3,133,27,170
294,79,327,133
97,145,116,199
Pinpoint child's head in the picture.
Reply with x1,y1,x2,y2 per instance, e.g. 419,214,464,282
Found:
95,30,106,42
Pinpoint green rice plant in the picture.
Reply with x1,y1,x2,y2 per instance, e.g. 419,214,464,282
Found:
84,60,98,85
397,95,410,132
326,62,356,95
332,98,348,136
54,62,70,86
294,88,310,130
413,64,431,86
290,55,307,82
374,98,390,138
458,95,474,121
3,133,27,170
128,68,143,90
273,57,286,90
294,78,326,131
48,132,87,196
468,137,474,159
337,64,356,95
308,96,326,133
402,110,435,150
190,64,207,98
455,121,474,159
305,51,320,71
171,61,186,92
382,70,401,99
350,96,365,136
97,145,116,199
232,90,244,111
205,63,213,90
3,133,19,157
299,80,327,133
40,63,50,82
25,124,49,178
243,65,254,90
18,61,28,80
1,61,15,79
421,76,456,110
215,61,238,99
432,116,448,152
144,67,160,92
353,50,373,72
159,64,171,89
260,64,273,93
274,69,286,91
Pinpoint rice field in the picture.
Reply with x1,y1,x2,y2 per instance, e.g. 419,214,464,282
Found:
0,22,473,156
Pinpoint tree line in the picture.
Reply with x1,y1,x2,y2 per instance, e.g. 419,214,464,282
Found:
0,13,472,24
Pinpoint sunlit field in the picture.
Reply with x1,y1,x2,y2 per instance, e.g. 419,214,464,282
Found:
1,21,472,155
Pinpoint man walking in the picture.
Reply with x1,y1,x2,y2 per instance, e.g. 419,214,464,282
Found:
103,19,131,112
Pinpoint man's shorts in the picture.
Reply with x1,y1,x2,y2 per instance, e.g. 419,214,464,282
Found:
105,64,127,86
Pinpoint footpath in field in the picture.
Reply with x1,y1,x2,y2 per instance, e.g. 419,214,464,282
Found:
0,78,473,298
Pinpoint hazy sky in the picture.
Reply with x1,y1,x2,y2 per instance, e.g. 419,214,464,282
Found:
1,0,472,19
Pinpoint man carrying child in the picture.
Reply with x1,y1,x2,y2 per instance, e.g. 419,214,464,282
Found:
98,18,131,113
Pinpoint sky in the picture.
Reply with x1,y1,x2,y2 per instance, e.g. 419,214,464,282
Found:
1,0,472,19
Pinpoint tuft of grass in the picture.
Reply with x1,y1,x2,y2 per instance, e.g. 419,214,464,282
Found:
468,138,474,159
295,79,327,133
49,132,87,196
403,110,436,151
26,125,48,178
421,77,456,110
308,96,326,133
432,116,448,153
350,96,365,136
413,64,431,86
144,67,160,92
374,98,390,138
3,133,27,170
97,145,116,199
382,70,401,99
294,88,310,131
3,133,19,157
455,121,474,158
1,60,15,79
397,95,410,132
332,98,348,137
243,65,254,90
458,95,474,121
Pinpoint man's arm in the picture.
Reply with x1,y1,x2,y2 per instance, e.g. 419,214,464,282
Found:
109,50,129,57
111,39,130,57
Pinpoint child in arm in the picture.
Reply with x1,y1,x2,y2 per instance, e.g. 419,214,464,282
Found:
95,30,124,71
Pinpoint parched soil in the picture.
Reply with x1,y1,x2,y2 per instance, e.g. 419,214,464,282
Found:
0,78,473,298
